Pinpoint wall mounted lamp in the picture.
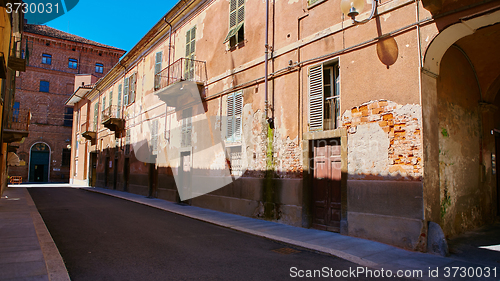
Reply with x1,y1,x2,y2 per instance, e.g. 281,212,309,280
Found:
341,0,378,24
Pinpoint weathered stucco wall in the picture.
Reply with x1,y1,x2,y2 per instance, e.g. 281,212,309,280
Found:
437,47,495,237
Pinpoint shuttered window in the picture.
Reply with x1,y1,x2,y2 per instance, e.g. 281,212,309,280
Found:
93,103,98,131
117,84,122,118
181,108,192,147
308,62,340,131
309,64,324,131
102,96,106,120
185,26,196,80
224,0,245,47
227,91,243,142
129,73,137,104
308,0,321,6
151,119,159,155
154,52,163,89
108,91,113,108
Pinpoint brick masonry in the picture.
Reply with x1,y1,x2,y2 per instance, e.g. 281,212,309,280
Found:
342,100,423,179
8,25,124,182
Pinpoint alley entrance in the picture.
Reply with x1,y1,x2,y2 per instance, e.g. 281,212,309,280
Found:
311,139,341,232
29,143,50,182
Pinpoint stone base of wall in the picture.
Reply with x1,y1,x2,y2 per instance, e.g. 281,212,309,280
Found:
347,180,425,250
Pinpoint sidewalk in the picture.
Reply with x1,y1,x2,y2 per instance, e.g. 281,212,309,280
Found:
0,186,70,281
83,186,499,281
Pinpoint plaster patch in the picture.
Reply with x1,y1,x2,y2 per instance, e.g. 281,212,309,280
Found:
348,122,390,176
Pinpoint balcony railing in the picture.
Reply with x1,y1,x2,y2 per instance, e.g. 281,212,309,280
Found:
81,121,88,133
101,105,123,121
101,105,124,133
3,109,30,143
154,58,207,91
8,109,30,131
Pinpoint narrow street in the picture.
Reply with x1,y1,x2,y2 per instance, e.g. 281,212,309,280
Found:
28,187,413,281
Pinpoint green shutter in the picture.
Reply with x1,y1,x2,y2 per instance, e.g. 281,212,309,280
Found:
117,84,122,118
224,0,244,44
93,103,98,131
123,78,129,106
129,73,136,104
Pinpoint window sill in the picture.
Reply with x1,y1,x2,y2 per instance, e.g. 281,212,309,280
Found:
307,0,327,10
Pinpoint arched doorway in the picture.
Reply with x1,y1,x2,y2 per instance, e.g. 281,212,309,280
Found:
422,12,500,237
29,143,51,182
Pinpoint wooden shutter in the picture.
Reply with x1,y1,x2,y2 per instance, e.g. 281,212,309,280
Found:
309,64,324,131
227,93,234,142
234,91,243,141
93,103,98,131
108,91,113,108
117,84,122,118
151,119,158,154
129,73,136,104
123,79,129,106
224,0,244,43
155,52,162,74
226,91,243,142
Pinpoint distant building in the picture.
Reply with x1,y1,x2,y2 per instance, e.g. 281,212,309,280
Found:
8,24,125,183
67,0,500,252
1,1,26,195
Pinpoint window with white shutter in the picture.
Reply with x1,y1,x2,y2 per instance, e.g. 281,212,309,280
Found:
308,62,340,131
93,103,98,131
123,78,129,106
181,108,192,147
185,26,196,80
154,52,163,89
226,91,243,142
224,0,245,48
151,119,159,155
117,84,122,118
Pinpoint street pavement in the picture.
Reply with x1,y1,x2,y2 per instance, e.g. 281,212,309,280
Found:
1,184,499,280
28,187,414,281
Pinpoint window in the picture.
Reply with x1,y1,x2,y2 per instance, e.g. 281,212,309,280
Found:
39,80,49,92
42,54,51,65
185,26,196,80
154,52,162,89
223,0,245,47
102,96,106,120
108,91,113,108
62,149,71,167
123,73,137,105
117,84,122,118
181,108,192,147
63,107,73,127
151,119,159,154
93,103,98,131
226,91,243,142
12,102,20,122
95,63,104,73
308,62,340,131
68,58,78,69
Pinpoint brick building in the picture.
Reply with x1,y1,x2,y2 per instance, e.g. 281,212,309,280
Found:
67,0,500,252
9,24,125,183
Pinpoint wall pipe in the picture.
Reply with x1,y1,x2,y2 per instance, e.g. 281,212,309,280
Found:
264,0,269,119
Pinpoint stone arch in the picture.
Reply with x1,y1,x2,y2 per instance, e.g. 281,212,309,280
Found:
421,10,500,237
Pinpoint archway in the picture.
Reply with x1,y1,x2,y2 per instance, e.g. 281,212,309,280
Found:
29,142,51,182
422,12,500,237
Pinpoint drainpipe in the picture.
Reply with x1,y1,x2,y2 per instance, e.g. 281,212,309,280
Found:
264,0,269,119
164,17,173,86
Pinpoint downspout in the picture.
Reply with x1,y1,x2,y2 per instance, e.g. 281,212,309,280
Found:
164,17,173,86
264,0,269,119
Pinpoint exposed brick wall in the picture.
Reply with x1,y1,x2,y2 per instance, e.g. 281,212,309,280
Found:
342,100,423,179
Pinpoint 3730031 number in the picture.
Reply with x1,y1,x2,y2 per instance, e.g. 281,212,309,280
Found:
443,267,497,278
6,3,59,14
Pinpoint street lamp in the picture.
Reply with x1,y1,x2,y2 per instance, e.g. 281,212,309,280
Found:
341,0,378,24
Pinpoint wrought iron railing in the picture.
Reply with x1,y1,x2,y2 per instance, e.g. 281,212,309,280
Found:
154,57,207,91
7,109,30,131
81,121,88,132
101,105,123,121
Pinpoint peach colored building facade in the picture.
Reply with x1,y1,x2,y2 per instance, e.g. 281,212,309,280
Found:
67,0,500,252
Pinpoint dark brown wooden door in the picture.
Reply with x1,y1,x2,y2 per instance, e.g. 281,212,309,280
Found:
312,139,342,232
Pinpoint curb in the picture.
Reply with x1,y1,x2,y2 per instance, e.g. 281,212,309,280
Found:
25,188,71,281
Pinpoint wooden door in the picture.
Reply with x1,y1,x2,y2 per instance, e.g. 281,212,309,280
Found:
312,139,342,232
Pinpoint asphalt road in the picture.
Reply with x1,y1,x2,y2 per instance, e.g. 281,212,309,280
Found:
29,187,413,281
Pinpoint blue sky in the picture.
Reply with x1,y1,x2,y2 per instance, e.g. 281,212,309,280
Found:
45,0,178,53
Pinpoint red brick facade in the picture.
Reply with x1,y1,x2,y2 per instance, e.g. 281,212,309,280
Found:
8,24,125,182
